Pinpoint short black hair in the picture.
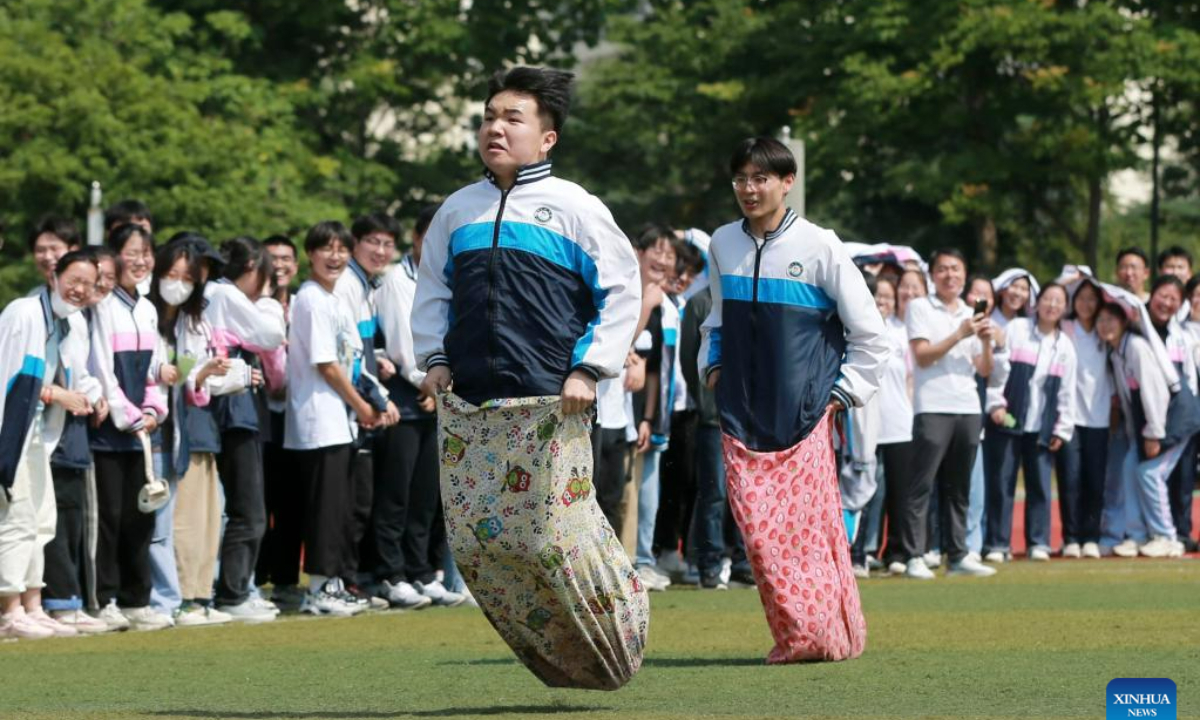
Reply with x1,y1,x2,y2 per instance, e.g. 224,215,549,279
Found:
104,199,152,230
1116,246,1149,267
1157,245,1192,270
106,222,154,254
631,224,676,252
860,268,878,297
1186,274,1200,300
263,234,297,256
485,66,574,133
675,241,704,277
351,212,403,242
54,249,98,277
28,215,81,252
1097,300,1130,324
1151,274,1184,297
305,220,355,255
931,247,967,271
729,136,797,177
414,204,442,239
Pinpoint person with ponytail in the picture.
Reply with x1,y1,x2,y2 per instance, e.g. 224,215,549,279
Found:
982,283,1076,562
203,236,287,622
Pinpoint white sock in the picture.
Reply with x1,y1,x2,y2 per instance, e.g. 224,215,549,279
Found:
308,575,328,594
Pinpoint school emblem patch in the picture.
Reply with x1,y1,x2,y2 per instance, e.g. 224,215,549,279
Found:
534,207,553,224
787,261,804,278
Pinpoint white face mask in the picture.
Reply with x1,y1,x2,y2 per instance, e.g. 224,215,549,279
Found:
50,289,84,318
159,279,195,306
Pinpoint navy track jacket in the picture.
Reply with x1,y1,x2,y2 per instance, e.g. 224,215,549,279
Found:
699,209,886,452
412,161,641,405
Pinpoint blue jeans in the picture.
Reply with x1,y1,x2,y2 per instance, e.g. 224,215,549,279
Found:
1124,442,1183,543
1100,428,1131,548
149,451,182,614
636,448,664,567
689,427,725,576
966,446,985,554
984,431,1053,552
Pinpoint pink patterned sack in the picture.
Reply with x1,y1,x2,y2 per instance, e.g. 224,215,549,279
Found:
723,412,866,663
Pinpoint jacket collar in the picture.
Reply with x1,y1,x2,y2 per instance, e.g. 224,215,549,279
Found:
741,207,798,242
483,160,553,188
39,286,72,340
348,257,380,290
113,285,139,310
402,254,418,281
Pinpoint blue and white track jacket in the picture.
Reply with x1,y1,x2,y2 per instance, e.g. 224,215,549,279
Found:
699,209,886,452
412,161,642,405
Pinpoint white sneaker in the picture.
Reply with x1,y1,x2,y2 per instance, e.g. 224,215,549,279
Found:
122,606,173,631
1081,542,1101,559
946,555,997,577
0,608,54,640
174,603,232,627
887,561,907,576
718,557,733,586
1061,543,1082,558
415,580,467,607
300,588,357,617
1139,536,1184,558
965,551,982,564
852,564,869,579
1112,539,1139,558
97,602,130,631
27,608,78,637
216,599,277,624
904,558,936,580
866,556,884,571
636,565,670,591
922,551,942,569
983,550,1009,563
52,609,110,635
1029,547,1051,562
379,580,433,610
248,596,281,616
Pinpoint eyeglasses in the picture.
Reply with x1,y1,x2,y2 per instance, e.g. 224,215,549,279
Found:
732,174,773,191
359,235,396,251
120,249,152,262
58,278,94,296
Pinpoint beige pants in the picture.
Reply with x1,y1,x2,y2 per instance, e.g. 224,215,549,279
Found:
619,453,642,559
172,454,222,601
0,418,56,595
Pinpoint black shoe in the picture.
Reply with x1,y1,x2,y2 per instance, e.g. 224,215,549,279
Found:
729,569,756,588
1182,536,1199,553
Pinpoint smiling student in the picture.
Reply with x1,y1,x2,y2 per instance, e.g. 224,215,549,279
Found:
699,136,886,663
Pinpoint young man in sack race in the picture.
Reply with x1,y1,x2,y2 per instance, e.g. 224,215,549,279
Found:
412,66,646,690
699,136,886,663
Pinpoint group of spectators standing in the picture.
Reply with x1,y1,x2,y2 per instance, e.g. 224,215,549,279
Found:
0,200,471,641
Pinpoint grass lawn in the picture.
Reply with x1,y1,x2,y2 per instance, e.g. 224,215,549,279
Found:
2,560,1197,720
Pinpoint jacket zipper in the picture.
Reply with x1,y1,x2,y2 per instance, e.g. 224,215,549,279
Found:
749,237,765,440
487,187,512,388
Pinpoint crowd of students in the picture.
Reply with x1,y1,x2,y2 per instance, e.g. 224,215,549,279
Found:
1,193,1195,642
0,201,471,640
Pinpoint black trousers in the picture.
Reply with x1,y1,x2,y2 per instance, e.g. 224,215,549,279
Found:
900,414,981,564
215,430,266,605
370,419,440,584
257,420,303,587
296,444,354,579
881,440,915,565
656,410,698,557
43,466,87,609
1055,425,1109,545
591,426,632,531
345,447,374,582
93,451,154,608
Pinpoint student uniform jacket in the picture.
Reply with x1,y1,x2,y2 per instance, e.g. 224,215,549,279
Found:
412,161,642,405
699,209,887,453
0,290,61,497
203,280,286,435
334,258,389,414
88,287,168,453
1111,331,1170,445
46,308,103,471
376,254,431,421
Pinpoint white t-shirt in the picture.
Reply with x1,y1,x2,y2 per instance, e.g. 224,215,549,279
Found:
284,280,361,450
877,315,914,444
1063,320,1112,429
597,372,629,430
906,295,983,415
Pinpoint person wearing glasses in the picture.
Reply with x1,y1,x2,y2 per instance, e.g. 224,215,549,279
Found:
699,136,886,663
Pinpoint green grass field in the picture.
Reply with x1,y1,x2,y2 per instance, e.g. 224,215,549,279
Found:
2,560,1197,720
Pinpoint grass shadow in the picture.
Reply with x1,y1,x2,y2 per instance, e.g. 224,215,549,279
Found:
641,656,764,668
149,706,603,719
